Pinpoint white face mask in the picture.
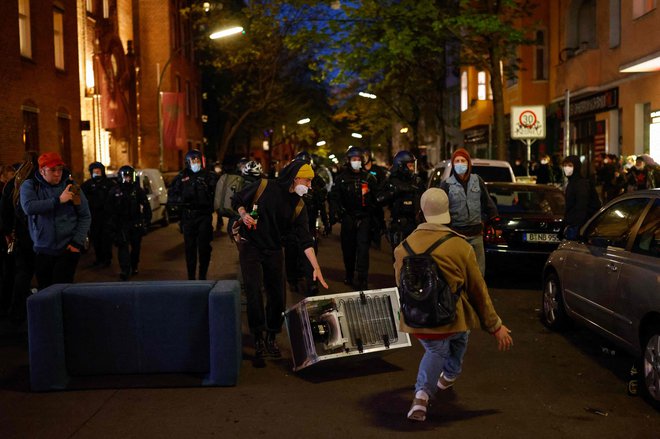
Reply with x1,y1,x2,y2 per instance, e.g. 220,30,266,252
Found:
541,159,548,165
350,161,362,171
190,163,201,173
294,184,309,196
563,166,574,177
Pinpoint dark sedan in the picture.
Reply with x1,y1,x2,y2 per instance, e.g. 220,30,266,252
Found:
484,183,565,268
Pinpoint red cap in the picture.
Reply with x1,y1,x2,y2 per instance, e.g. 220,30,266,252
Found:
38,152,65,169
451,148,472,176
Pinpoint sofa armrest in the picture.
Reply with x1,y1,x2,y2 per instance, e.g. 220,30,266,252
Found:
206,280,241,386
27,284,71,391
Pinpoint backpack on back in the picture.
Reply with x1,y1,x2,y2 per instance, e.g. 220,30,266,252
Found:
217,173,245,218
399,234,461,328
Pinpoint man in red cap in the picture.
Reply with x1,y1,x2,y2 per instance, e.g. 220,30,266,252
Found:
439,148,498,275
20,152,91,289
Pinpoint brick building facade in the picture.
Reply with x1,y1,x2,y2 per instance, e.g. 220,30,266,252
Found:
0,0,83,181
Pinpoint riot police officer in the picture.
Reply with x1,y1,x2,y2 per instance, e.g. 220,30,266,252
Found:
168,150,218,280
106,166,151,281
377,151,423,251
81,162,115,267
362,148,388,248
328,147,378,290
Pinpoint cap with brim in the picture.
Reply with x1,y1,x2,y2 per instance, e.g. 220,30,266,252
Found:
38,152,65,169
421,188,451,225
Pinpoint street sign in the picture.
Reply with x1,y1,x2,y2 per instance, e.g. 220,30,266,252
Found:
511,105,546,139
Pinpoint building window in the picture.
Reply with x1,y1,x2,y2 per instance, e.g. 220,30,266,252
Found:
460,71,468,111
477,71,487,100
193,85,199,118
86,0,93,13
185,81,191,116
609,0,621,48
633,0,656,18
577,0,597,50
18,0,32,58
534,30,548,80
102,0,109,18
22,106,39,152
53,10,64,70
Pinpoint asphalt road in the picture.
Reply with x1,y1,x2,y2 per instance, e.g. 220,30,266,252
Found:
0,220,658,438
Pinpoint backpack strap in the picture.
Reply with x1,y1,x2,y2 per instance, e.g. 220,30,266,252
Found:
403,233,456,256
291,199,304,223
253,178,268,204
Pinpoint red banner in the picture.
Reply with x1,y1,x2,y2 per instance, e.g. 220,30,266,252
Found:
161,92,186,150
96,54,127,131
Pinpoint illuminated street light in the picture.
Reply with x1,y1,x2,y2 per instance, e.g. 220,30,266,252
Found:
316,140,326,146
351,133,363,139
358,91,377,99
209,26,244,40
328,154,336,159
297,118,311,125
400,127,409,134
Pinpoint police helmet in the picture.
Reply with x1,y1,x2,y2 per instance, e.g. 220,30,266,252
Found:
242,161,263,177
118,165,136,183
346,147,363,163
392,151,416,174
88,161,105,175
185,150,204,168
294,151,312,164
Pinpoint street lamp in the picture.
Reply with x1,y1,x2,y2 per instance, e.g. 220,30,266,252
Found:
297,118,311,125
158,26,243,171
358,91,377,99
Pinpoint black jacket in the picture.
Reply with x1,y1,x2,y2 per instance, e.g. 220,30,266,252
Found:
232,161,313,252
564,156,600,228
328,166,378,221
168,168,217,217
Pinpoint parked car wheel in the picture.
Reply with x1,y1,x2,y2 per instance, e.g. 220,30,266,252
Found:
541,272,568,330
160,208,169,227
641,324,660,409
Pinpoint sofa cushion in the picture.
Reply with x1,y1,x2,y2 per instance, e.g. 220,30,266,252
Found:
63,281,216,375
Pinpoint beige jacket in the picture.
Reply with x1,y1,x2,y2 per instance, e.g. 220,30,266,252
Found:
394,223,502,335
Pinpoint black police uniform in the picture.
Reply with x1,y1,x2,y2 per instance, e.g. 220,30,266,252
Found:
107,175,151,280
364,161,388,246
81,163,116,266
328,165,377,289
377,169,423,251
168,166,217,280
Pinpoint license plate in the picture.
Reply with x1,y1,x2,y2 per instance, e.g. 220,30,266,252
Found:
525,233,560,243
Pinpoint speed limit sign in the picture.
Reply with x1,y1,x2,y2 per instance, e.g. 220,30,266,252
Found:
511,106,545,139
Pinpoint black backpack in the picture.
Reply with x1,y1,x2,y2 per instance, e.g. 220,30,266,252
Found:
399,234,461,328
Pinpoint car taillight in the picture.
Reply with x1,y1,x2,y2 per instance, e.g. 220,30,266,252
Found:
484,218,506,244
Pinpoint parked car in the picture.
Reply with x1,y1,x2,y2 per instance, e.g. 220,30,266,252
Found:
541,189,660,407
484,183,565,268
108,168,169,227
428,158,516,188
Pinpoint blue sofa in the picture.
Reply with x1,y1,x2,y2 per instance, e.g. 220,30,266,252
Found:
27,280,241,391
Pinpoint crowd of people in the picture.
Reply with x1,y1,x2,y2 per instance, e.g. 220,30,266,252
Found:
1,146,657,421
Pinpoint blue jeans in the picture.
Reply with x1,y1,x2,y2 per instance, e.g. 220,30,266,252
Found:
415,331,470,397
466,234,485,275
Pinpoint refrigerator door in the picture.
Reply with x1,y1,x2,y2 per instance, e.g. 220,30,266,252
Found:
284,287,411,371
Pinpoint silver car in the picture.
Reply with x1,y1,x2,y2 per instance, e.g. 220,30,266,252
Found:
541,189,660,408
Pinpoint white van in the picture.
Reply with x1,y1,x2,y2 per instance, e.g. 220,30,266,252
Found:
136,168,169,226
427,158,516,188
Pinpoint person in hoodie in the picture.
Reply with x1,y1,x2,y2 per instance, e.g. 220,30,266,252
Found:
439,148,498,275
562,155,601,240
20,152,91,289
81,161,115,267
232,160,328,365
